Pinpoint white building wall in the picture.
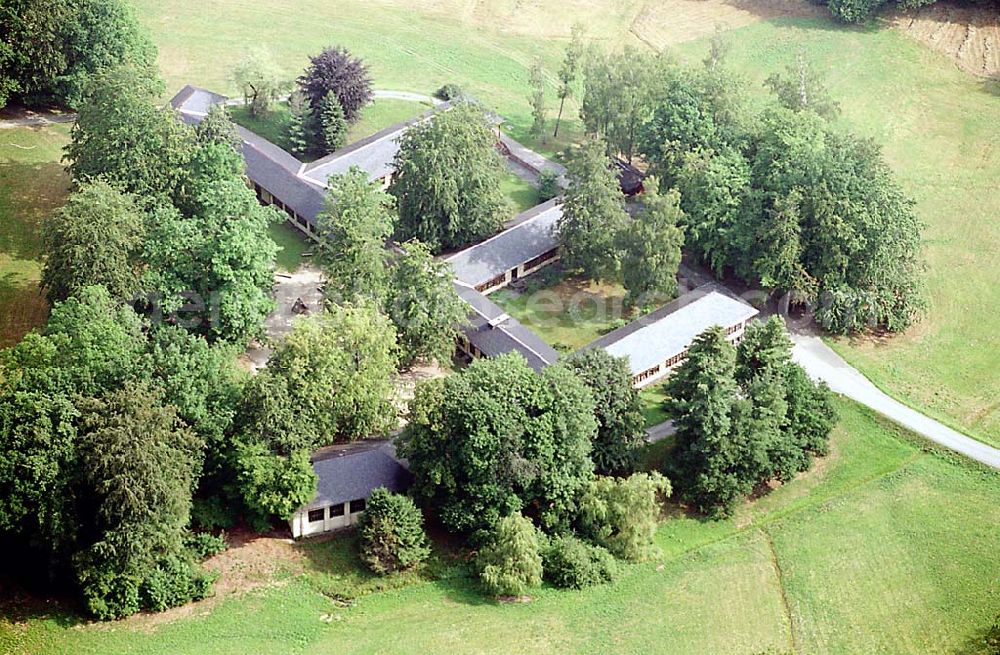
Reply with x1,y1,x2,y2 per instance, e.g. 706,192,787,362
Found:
290,500,367,539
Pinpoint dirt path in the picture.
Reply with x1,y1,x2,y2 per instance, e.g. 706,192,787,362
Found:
894,1,1000,79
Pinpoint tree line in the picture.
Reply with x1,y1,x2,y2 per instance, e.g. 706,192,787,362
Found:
565,42,924,334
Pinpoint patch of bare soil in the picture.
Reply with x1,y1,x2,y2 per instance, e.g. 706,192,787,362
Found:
392,362,450,424
630,0,823,50
894,1,1000,79
117,528,305,632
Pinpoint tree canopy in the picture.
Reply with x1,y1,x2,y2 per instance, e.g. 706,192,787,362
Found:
231,47,285,118
617,183,685,308
399,353,596,535
297,46,373,122
558,138,629,280
390,102,507,252
41,180,146,305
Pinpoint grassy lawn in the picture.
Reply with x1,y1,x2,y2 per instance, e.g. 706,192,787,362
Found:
639,383,670,428
676,20,1000,447
5,398,998,654
490,266,629,351
230,98,430,157
268,220,311,273
0,125,70,346
500,171,540,215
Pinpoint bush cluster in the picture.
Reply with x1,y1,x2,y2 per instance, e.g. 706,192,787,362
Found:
542,535,618,589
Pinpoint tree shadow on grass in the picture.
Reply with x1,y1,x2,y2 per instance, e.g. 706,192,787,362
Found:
0,272,48,347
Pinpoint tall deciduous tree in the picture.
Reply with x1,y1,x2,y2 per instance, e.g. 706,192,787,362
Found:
528,60,547,140
576,472,670,561
558,138,628,280
764,51,840,120
297,46,373,122
195,104,242,151
617,183,685,308
260,302,399,446
386,240,469,369
561,349,646,476
553,22,584,138
231,47,284,118
399,353,596,535
315,167,395,303
41,180,146,305
390,102,507,252
142,142,281,344
66,64,193,200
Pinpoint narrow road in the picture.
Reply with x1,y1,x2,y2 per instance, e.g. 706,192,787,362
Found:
0,111,76,129
646,420,676,444
790,333,1000,469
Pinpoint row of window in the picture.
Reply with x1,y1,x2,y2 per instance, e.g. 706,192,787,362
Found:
634,364,662,384
523,249,558,272
477,271,509,293
306,498,367,523
725,321,744,336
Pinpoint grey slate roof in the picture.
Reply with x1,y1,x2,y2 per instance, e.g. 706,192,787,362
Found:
306,440,412,510
447,200,562,288
169,86,327,226
585,283,759,375
456,282,559,372
300,102,451,187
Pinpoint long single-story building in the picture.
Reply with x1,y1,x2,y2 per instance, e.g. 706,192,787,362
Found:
446,200,562,294
454,281,559,372
585,284,759,389
289,440,412,539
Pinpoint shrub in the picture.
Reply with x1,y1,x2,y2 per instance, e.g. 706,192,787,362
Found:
185,531,227,560
543,535,618,589
986,614,1000,655
357,488,431,575
477,513,543,597
577,472,670,562
434,83,464,101
139,557,217,613
537,169,561,202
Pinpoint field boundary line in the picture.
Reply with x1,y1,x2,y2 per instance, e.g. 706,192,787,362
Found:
761,526,798,654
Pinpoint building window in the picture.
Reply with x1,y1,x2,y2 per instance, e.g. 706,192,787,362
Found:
633,364,662,384
523,249,558,272
307,509,324,523
349,499,367,514
725,322,743,336
330,503,345,517
476,272,508,293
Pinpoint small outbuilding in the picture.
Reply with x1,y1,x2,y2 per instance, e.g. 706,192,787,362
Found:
289,440,412,539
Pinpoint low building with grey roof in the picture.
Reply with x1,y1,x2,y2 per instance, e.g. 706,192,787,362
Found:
585,284,759,388
455,282,559,372
290,440,412,539
446,200,562,294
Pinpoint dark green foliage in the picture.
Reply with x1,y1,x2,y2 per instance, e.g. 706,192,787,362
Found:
434,83,464,101
41,180,146,305
617,184,685,308
66,64,193,200
825,0,888,23
387,240,469,369
140,555,217,613
0,0,156,109
184,532,227,560
315,167,395,304
558,138,629,280
665,319,836,515
142,142,281,345
641,62,923,335
477,513,543,597
561,349,646,475
985,615,1000,655
542,535,618,589
287,91,311,158
576,472,670,561
73,382,204,619
536,169,561,202
357,488,431,575
399,353,596,535
390,102,507,252
317,91,348,154
297,46,373,122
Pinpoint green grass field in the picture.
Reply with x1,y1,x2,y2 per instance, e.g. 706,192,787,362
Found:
500,171,541,215
639,383,671,428
490,266,629,351
4,398,997,655
0,125,70,345
267,220,311,273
